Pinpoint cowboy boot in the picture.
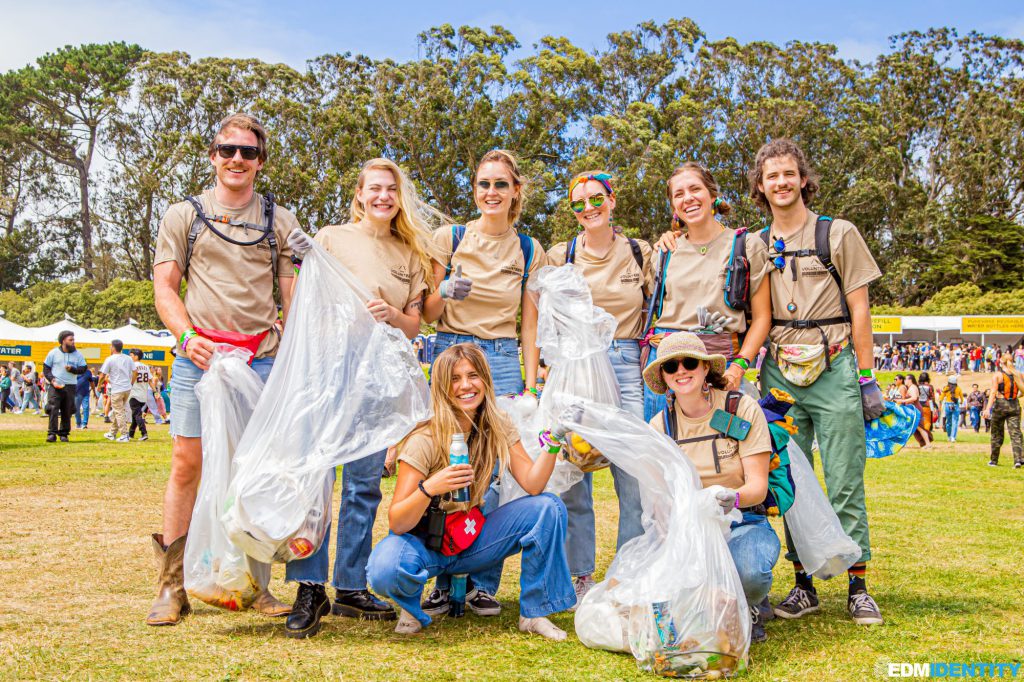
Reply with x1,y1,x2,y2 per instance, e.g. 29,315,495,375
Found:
252,589,292,617
146,533,192,626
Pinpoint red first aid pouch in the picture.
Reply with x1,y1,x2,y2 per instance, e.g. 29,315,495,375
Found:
440,507,486,556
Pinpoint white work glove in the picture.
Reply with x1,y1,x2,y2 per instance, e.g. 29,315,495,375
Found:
288,229,315,257
687,306,730,335
440,264,473,300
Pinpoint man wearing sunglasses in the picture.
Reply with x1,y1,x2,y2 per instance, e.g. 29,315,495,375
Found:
749,138,885,627
148,113,299,626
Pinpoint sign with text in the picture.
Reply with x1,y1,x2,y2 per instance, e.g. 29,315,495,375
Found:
872,316,902,334
961,317,1024,334
0,343,31,357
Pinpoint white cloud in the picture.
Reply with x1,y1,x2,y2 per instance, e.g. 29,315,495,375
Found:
0,0,318,72
833,37,888,63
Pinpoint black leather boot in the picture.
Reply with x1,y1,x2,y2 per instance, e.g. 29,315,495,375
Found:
285,583,330,639
332,589,397,621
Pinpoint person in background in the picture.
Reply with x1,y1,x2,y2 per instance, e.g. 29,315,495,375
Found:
20,363,40,414
43,330,88,442
918,372,936,443
99,339,135,443
967,383,985,433
939,375,963,444
0,367,11,414
8,362,24,413
127,349,151,442
896,374,931,448
984,353,1024,468
75,364,97,429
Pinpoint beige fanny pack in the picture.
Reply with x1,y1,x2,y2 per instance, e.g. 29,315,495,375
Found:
771,341,848,387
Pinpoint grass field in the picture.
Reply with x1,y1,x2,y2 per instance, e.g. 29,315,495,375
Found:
1,409,1022,681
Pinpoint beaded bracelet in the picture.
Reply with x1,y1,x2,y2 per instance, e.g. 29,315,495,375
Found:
538,429,564,454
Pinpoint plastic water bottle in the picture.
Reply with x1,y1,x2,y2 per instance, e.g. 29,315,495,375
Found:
450,433,470,503
449,574,467,617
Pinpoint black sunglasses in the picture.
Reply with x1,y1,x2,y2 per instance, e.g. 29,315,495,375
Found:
661,357,701,374
477,179,511,191
216,144,260,161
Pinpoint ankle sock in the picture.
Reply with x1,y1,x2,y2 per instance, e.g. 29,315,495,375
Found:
848,563,867,595
794,562,814,591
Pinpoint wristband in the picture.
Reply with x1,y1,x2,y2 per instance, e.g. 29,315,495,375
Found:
735,492,741,509
417,480,433,499
859,368,874,379
179,328,198,351
538,429,564,454
732,357,750,371
858,375,875,385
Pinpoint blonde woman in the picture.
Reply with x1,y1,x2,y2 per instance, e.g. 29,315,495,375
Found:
285,158,440,637
367,343,574,639
422,150,546,396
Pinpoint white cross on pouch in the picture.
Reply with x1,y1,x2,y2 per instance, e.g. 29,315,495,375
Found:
464,518,477,536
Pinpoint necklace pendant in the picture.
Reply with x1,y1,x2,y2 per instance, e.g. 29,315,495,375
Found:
699,245,708,255
786,302,797,313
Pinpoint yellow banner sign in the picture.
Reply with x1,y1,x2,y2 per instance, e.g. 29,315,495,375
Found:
961,317,1024,334
872,316,902,334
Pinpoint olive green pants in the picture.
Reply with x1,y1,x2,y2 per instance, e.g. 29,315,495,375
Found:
761,346,871,564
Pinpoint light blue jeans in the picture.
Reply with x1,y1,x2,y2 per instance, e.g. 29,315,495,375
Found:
367,493,575,626
74,393,90,428
943,402,960,441
561,339,644,577
284,449,387,590
729,512,781,605
432,332,524,396
168,355,274,438
643,327,678,422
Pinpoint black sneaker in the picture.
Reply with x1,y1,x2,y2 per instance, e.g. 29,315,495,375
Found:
332,589,396,621
749,605,767,643
59,436,69,442
757,596,775,622
285,583,330,639
46,435,56,443
773,585,820,620
466,588,501,616
988,461,998,467
848,591,884,625
421,588,450,617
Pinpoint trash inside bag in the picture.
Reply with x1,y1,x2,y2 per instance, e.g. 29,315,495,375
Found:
865,400,921,458
223,242,431,563
496,394,584,505
530,265,622,473
565,401,749,679
184,346,274,610
783,439,862,580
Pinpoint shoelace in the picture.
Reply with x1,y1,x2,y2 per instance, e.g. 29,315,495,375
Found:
295,586,319,610
849,593,877,613
749,605,760,625
782,588,811,607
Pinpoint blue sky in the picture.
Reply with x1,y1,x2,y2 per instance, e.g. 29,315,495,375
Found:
1,0,1022,71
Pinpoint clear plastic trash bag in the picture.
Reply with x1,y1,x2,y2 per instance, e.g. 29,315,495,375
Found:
530,265,621,472
183,346,274,610
565,401,749,679
223,241,431,563
496,393,584,505
782,439,862,580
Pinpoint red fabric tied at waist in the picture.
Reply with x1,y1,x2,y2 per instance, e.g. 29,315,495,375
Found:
194,326,270,364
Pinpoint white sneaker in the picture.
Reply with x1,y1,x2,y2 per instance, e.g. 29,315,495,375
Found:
140,435,149,441
103,432,116,441
116,435,130,443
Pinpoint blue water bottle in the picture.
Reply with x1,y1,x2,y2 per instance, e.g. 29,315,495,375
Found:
450,433,470,503
449,574,468,618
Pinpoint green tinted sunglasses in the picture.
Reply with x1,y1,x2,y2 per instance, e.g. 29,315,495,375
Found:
570,193,607,213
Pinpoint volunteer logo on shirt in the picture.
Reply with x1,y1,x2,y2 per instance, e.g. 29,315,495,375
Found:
390,264,412,284
500,262,524,277
256,241,271,252
800,261,829,278
620,271,641,285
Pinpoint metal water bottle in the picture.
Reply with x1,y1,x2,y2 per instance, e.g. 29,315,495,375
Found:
450,433,470,503
449,574,468,618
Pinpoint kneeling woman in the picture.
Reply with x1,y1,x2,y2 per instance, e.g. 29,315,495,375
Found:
367,343,576,638
644,332,780,643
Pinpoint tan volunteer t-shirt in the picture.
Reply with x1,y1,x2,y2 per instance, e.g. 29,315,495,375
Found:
314,224,428,311
398,410,521,512
656,227,768,333
433,224,546,340
154,189,297,359
547,234,654,339
765,211,881,345
650,389,771,490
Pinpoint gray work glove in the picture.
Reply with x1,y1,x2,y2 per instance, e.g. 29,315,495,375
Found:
440,264,473,300
287,229,315,257
687,306,729,335
860,378,886,421
553,403,584,441
713,486,739,513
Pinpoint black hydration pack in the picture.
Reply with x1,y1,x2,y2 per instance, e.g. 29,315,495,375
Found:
183,193,278,282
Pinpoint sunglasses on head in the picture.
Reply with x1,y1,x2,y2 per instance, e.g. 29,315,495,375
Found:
661,356,701,374
570,193,607,213
215,144,260,161
477,179,511,191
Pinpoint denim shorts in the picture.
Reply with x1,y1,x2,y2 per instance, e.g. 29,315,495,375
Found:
169,355,274,438
431,332,524,397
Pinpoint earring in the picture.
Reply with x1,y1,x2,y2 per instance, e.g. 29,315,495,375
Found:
701,381,711,397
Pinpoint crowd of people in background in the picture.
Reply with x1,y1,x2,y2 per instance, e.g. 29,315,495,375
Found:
873,341,1022,374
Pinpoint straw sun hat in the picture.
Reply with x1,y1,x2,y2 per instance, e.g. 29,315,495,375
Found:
642,331,728,395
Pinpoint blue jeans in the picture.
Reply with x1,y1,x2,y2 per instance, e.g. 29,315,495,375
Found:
432,332,523,396
969,406,982,431
367,493,575,626
169,355,274,438
21,387,40,410
729,512,780,605
643,328,680,421
284,449,387,590
943,402,960,441
74,393,90,428
562,340,644,576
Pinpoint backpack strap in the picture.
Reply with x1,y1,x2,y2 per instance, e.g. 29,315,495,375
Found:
627,237,643,269
517,233,534,295
264,193,278,283
642,248,672,334
813,216,847,320
566,235,578,264
183,193,278,283
443,225,467,281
